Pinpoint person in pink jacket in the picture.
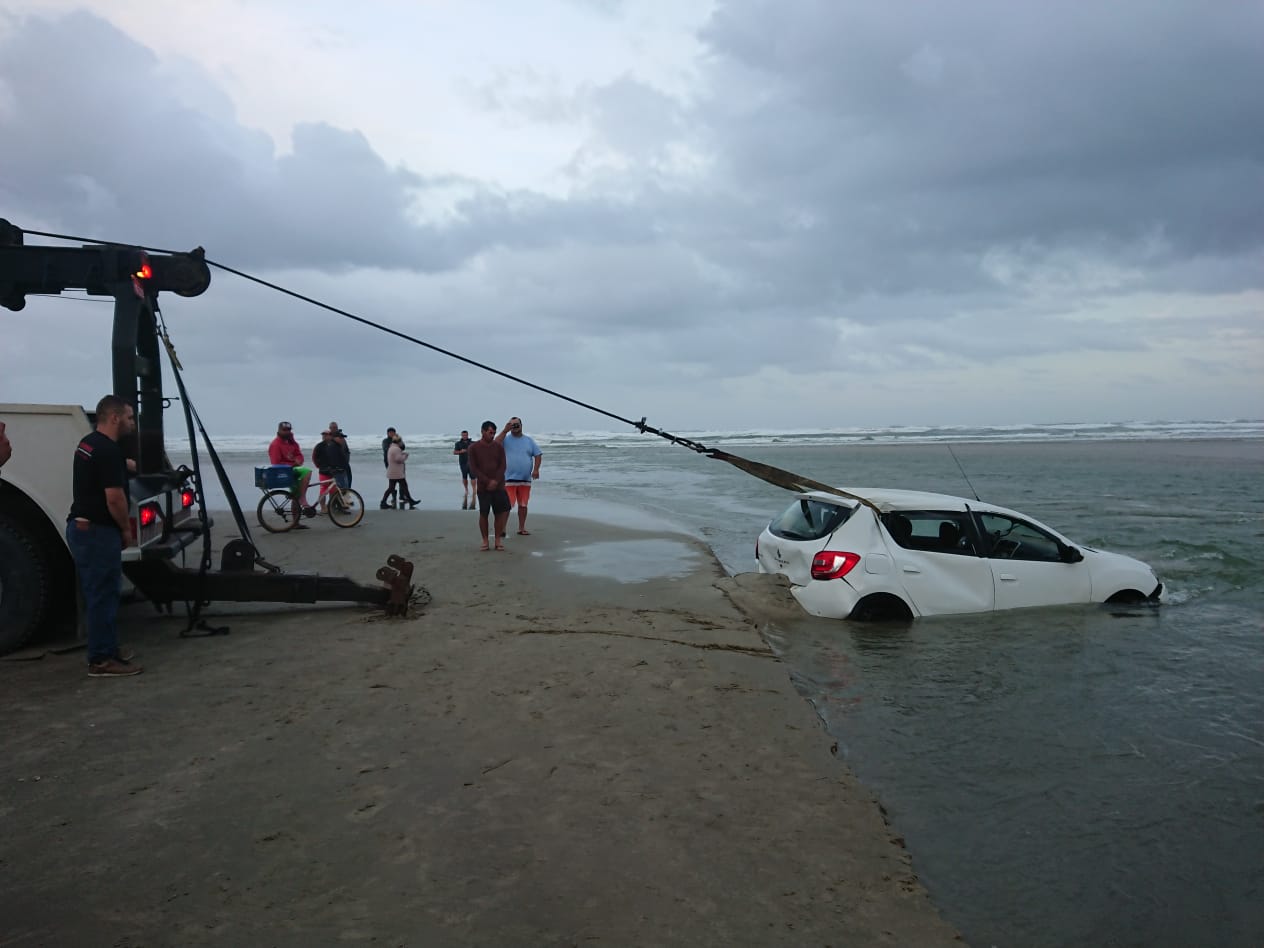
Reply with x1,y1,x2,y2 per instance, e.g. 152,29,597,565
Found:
380,431,418,510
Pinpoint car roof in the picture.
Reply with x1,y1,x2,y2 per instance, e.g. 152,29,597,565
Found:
800,487,978,513
794,488,1074,543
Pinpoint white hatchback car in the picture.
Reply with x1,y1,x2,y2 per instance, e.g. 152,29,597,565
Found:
755,488,1163,621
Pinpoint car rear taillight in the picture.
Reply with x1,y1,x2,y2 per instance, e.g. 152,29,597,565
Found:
181,489,196,509
811,550,860,580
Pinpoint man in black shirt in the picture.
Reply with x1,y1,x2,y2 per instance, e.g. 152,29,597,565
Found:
66,395,142,677
453,429,474,508
328,421,352,488
313,429,351,511
382,427,398,468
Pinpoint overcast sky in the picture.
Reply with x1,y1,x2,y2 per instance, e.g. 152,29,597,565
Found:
2,0,1261,438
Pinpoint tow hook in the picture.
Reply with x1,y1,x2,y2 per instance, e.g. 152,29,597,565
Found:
377,555,415,616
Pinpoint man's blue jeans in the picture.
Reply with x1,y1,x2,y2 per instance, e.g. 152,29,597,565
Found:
65,521,123,665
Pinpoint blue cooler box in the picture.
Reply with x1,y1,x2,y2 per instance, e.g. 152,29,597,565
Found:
255,464,295,489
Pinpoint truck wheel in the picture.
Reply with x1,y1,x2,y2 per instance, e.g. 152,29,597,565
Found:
0,514,52,654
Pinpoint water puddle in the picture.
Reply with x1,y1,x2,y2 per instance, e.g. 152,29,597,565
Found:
556,539,701,583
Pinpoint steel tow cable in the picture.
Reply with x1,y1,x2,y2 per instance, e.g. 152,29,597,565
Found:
19,226,881,511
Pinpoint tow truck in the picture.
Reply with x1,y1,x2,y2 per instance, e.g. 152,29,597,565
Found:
0,220,412,654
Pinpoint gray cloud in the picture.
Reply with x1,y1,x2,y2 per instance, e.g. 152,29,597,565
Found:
1,2,1260,431
0,11,648,274
689,0,1264,298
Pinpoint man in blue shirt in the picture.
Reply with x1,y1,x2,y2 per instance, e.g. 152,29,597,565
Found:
496,416,543,535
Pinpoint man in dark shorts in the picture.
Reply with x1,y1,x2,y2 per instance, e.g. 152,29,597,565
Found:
329,421,352,488
65,395,142,677
466,420,510,551
379,427,394,467
453,429,475,508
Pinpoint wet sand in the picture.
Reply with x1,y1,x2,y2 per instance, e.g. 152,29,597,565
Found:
1,510,960,946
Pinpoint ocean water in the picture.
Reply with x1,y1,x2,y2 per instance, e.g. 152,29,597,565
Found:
174,423,1264,946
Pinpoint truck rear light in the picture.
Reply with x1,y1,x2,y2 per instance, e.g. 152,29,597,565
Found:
139,503,160,528
811,550,860,580
181,489,196,509
131,499,164,546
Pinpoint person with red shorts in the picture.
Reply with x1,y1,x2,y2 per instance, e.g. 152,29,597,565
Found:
467,420,511,551
496,415,543,536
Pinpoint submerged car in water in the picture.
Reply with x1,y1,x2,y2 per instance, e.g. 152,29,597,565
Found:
755,488,1163,621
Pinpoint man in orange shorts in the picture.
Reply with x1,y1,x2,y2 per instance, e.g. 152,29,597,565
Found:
496,416,543,535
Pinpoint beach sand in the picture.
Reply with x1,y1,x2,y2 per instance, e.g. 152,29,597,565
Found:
2,510,960,946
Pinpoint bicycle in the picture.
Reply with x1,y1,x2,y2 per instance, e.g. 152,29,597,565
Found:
255,465,365,532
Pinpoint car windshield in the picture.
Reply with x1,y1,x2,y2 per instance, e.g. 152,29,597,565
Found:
768,497,854,541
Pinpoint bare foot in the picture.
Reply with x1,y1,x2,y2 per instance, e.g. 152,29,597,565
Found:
479,542,490,551
494,543,506,551
517,529,530,535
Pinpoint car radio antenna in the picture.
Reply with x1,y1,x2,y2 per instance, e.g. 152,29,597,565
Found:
946,444,981,501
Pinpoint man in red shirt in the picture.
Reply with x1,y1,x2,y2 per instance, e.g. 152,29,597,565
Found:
466,420,510,551
268,421,314,528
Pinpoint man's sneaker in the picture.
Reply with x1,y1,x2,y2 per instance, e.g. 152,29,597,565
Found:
379,502,392,510
88,658,144,677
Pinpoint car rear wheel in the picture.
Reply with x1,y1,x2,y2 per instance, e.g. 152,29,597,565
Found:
848,593,914,622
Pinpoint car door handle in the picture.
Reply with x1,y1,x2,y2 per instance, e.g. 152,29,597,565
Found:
902,565,921,574
998,573,1017,581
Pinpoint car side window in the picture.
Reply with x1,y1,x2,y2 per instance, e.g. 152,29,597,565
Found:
769,498,854,541
881,511,978,556
975,513,1063,562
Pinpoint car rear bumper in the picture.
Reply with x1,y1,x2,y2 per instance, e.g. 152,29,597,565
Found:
787,577,862,620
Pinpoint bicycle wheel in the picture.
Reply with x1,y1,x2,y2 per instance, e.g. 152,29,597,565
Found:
328,487,365,528
257,489,299,533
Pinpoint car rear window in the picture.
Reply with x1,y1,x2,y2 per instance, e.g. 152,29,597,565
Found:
768,498,855,541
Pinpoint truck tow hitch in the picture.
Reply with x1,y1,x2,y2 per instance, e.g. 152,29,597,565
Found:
122,548,418,633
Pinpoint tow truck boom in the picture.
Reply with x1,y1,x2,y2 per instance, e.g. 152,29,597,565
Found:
0,220,408,655
1,220,210,476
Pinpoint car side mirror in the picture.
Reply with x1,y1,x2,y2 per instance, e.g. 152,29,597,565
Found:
1060,544,1084,564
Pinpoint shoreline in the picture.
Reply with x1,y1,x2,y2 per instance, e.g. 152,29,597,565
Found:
2,510,961,945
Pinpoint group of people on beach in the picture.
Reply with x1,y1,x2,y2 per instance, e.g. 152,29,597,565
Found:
461,417,543,551
1,399,551,682
267,417,543,549
266,420,355,528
